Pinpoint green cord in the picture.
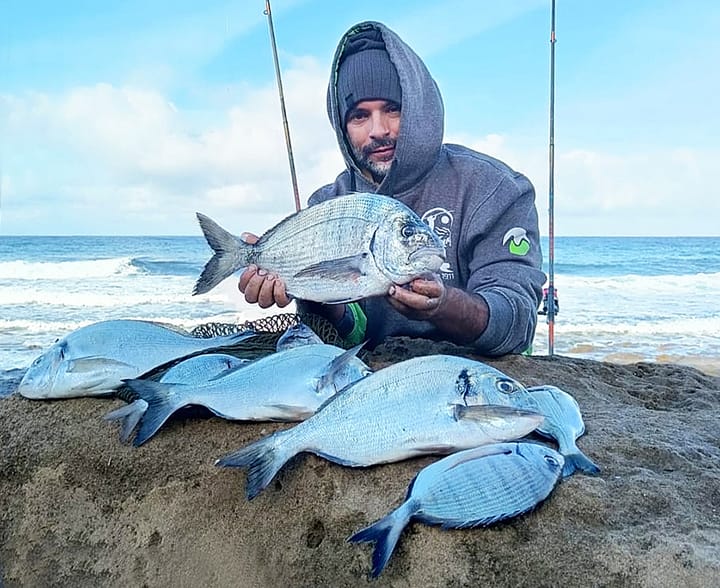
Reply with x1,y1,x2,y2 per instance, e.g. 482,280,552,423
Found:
344,303,367,346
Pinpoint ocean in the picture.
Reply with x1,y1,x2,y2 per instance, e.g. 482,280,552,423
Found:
1,235,719,393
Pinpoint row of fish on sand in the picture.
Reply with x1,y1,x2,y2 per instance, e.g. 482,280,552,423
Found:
14,194,600,577
16,317,600,578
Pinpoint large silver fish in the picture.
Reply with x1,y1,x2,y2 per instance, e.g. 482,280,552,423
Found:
105,352,249,442
193,193,446,302
523,384,601,476
216,355,544,500
113,343,372,446
349,442,564,578
17,320,256,399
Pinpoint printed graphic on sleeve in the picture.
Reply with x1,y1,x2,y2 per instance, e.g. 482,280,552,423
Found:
502,227,531,256
421,207,455,280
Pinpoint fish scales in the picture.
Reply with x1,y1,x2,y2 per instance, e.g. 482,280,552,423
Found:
256,203,382,297
419,452,559,524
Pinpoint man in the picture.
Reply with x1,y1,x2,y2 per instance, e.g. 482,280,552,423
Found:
240,21,545,356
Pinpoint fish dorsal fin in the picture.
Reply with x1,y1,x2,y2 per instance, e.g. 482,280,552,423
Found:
317,341,370,394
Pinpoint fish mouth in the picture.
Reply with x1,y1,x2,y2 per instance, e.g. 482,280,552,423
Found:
16,377,50,399
409,246,446,267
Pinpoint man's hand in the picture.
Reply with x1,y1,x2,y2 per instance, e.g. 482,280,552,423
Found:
387,274,447,320
237,232,292,309
388,275,490,344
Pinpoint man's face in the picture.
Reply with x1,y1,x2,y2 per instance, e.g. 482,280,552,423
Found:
345,99,401,183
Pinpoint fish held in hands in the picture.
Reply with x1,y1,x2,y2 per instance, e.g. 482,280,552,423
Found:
193,193,446,303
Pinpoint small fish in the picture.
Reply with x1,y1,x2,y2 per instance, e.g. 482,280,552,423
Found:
116,343,371,446
349,442,565,578
522,385,600,476
193,193,446,303
105,353,249,442
17,320,256,399
216,355,544,500
275,323,324,350
106,322,307,441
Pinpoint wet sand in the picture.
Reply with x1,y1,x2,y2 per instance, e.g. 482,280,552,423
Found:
1,337,719,587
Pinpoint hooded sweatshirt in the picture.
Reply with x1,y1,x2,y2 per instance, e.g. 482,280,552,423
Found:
308,21,546,356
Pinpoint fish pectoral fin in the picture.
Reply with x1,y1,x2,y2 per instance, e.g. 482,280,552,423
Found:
452,404,544,424
410,444,460,456
293,254,370,281
266,404,315,420
67,356,136,373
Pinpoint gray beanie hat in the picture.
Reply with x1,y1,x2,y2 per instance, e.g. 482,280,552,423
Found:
337,30,402,123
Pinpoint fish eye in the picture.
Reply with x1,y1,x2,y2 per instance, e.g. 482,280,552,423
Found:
544,455,560,467
495,378,517,394
401,224,416,239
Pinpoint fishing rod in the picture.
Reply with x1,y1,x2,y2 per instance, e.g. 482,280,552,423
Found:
547,0,557,356
263,0,301,212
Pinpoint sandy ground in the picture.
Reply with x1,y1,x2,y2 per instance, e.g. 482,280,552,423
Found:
1,337,719,587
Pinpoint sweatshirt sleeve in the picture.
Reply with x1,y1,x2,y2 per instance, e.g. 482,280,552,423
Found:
462,173,546,355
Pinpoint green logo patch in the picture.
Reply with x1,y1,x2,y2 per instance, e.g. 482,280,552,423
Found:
502,227,531,256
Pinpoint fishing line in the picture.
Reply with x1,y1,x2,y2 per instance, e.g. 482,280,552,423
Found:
547,0,557,357
263,0,301,212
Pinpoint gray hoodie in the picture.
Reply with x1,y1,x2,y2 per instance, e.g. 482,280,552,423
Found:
308,21,545,355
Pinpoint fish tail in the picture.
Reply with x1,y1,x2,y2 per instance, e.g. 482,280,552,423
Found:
215,432,294,500
193,212,250,295
563,451,601,477
103,399,149,443
348,505,412,579
121,379,182,446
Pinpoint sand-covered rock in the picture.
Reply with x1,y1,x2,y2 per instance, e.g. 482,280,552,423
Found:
1,338,719,587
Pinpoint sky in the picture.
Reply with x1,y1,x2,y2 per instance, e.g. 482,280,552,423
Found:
1,0,718,237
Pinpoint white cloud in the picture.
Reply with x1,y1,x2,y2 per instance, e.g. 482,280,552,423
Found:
447,130,719,236
2,47,717,238
0,56,342,236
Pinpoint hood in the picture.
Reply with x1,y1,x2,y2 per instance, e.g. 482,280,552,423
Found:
326,21,445,195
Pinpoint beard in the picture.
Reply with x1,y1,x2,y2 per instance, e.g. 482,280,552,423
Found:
350,138,396,183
